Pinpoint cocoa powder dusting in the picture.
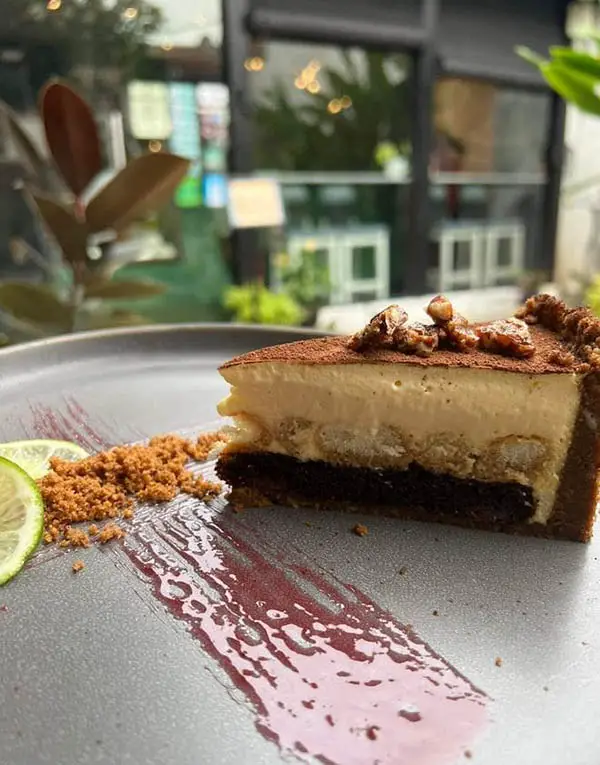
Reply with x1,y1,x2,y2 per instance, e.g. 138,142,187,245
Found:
39,432,224,548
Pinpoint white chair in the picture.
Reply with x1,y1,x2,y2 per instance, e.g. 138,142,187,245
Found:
483,220,526,286
430,221,485,291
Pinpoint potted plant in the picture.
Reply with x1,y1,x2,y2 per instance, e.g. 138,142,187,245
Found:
0,79,189,338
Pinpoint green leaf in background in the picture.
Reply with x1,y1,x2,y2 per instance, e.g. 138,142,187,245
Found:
541,61,600,117
28,192,88,265
84,279,167,300
0,282,73,330
83,311,153,330
40,79,103,197
548,47,600,79
85,153,190,234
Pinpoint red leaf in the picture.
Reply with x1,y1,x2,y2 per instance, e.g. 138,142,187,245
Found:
40,80,103,196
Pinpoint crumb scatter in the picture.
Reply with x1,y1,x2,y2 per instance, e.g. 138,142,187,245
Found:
495,657,503,667
72,560,85,573
39,432,224,548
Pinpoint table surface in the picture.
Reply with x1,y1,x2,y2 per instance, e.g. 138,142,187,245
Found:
0,324,598,765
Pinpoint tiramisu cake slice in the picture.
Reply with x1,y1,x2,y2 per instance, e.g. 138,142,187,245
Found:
216,295,600,541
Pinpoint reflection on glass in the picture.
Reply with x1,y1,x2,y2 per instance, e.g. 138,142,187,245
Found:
0,0,229,344
432,78,549,176
250,41,412,173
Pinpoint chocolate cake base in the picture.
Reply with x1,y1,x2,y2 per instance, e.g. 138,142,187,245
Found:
216,452,558,536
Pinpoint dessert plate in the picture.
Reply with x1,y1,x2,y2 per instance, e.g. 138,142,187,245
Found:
0,325,598,765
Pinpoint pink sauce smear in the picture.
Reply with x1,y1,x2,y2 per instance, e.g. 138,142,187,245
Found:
124,501,487,765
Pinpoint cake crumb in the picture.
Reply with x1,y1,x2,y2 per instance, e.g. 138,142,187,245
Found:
366,725,380,741
495,657,503,667
98,524,126,544
398,566,408,575
432,609,439,616
464,750,473,759
543,686,549,692
72,560,85,574
352,523,369,537
38,432,225,548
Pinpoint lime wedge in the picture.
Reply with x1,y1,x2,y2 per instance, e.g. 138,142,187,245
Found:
0,440,89,480
0,457,44,586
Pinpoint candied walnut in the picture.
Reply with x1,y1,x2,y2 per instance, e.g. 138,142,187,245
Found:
548,350,576,368
426,295,454,324
444,314,479,351
348,305,408,351
394,322,439,357
477,318,535,359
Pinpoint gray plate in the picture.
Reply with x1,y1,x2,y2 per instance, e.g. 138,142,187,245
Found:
0,325,598,765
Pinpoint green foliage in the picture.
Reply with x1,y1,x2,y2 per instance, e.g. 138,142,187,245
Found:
517,43,600,116
254,52,411,171
223,284,304,326
585,275,600,316
280,250,330,310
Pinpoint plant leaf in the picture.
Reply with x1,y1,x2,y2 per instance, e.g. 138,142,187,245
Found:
515,46,547,68
0,101,49,183
548,47,600,79
0,281,73,329
40,79,103,196
85,153,190,233
84,311,153,329
29,192,88,265
541,61,600,117
84,279,166,300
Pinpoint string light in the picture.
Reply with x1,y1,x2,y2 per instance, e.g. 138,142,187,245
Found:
244,57,264,72
340,95,352,109
307,81,321,94
123,7,139,20
46,0,62,10
161,41,173,51
327,99,342,115
295,60,322,94
148,140,162,153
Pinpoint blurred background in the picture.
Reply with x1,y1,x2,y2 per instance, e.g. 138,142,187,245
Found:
0,0,599,344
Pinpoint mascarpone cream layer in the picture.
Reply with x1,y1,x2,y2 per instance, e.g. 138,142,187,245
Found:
218,362,581,523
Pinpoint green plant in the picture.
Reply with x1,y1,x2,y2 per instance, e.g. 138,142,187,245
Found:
254,52,411,172
223,284,304,326
280,250,330,311
0,79,189,337
585,275,600,316
517,36,600,195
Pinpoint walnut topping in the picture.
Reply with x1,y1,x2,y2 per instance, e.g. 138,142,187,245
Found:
349,297,540,359
394,322,439,357
445,314,480,351
427,295,453,324
348,305,408,351
548,350,576,368
477,318,535,359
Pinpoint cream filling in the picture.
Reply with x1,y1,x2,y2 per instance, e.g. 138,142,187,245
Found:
218,362,581,524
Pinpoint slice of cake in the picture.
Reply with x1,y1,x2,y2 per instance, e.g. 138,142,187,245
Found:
216,295,600,542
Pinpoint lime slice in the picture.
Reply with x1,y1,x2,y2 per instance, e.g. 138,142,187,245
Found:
0,457,44,586
0,440,88,480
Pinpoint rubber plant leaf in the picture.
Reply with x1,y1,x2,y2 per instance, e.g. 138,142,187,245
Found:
29,192,88,265
0,281,73,330
40,80,103,196
84,279,166,300
85,153,190,234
